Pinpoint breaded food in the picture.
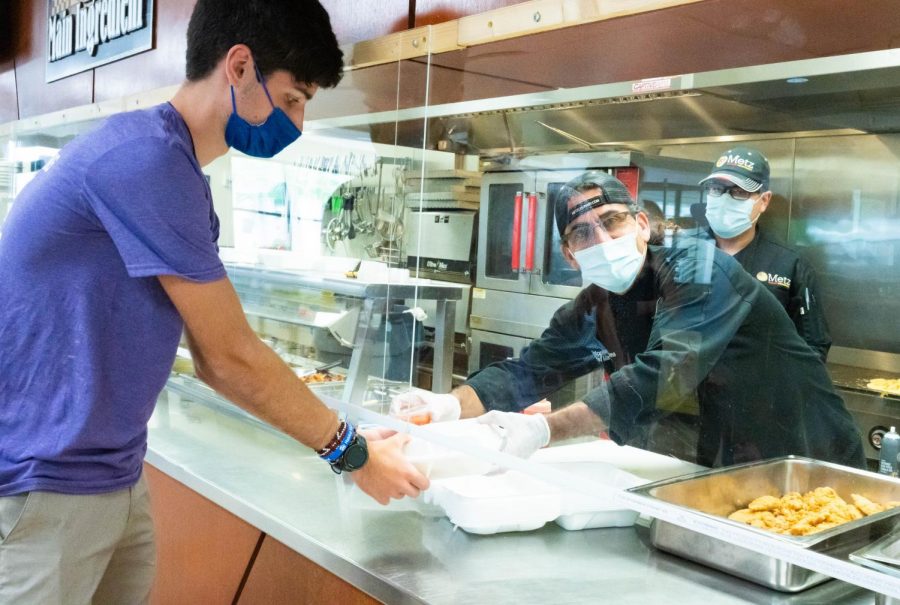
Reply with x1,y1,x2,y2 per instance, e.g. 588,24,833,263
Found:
747,495,781,511
851,493,884,516
867,378,900,395
727,487,891,536
300,371,344,384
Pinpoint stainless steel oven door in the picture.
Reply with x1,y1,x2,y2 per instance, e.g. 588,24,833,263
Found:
469,329,534,375
528,168,601,299
476,171,536,293
468,327,606,410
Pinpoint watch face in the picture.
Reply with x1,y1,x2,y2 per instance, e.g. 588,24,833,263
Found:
344,444,367,469
342,435,369,471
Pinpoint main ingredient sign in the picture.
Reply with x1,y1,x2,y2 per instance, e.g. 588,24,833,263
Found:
46,0,154,82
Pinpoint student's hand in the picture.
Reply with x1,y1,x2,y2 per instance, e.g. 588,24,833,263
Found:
390,390,461,424
351,433,430,505
359,426,396,441
476,410,550,458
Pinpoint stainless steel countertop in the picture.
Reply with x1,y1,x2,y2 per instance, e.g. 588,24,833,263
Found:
146,390,877,605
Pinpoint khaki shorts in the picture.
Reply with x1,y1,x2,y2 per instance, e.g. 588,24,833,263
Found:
0,474,156,605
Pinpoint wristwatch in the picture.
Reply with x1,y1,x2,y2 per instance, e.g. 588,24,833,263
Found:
330,433,369,473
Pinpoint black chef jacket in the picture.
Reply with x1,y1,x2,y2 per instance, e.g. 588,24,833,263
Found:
466,239,864,468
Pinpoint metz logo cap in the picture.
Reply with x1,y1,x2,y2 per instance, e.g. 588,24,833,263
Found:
699,146,770,192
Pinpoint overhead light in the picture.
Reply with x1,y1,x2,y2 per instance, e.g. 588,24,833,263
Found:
786,77,809,84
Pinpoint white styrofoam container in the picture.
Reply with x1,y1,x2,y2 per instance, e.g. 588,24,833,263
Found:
340,426,704,534
547,461,645,531
402,419,502,480
420,439,703,535
424,460,643,534
335,419,503,514
530,440,705,481
425,471,561,534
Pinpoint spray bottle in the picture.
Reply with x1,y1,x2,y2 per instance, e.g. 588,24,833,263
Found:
878,426,900,477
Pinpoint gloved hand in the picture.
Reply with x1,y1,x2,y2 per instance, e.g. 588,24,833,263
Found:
476,410,550,459
390,390,461,424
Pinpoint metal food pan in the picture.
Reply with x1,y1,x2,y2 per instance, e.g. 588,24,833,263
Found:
850,527,900,578
628,456,900,592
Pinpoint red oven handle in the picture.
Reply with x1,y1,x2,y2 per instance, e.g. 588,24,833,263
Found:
525,192,537,272
511,191,523,271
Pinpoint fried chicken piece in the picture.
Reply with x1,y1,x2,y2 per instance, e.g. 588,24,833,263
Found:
748,495,781,512
727,487,893,536
780,492,805,511
820,501,863,523
851,493,885,516
806,487,842,509
728,508,756,524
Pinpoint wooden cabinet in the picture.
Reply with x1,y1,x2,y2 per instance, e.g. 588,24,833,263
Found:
144,464,381,604
238,537,380,605
145,465,261,605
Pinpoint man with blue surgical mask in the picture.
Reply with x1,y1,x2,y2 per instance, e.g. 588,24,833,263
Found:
699,147,831,362
394,171,863,470
0,1,429,602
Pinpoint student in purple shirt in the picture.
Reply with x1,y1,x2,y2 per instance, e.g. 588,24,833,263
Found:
0,1,428,602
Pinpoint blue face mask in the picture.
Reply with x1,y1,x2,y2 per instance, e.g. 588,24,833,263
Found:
705,193,758,239
572,231,646,294
225,65,302,158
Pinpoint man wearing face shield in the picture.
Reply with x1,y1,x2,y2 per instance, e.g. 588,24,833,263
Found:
395,171,863,469
698,147,831,362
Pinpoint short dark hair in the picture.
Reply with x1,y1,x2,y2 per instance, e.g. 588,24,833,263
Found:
185,0,344,89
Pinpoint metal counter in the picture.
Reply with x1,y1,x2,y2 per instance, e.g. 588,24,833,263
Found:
146,390,880,605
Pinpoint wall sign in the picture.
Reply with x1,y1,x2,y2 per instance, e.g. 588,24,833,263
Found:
46,0,154,83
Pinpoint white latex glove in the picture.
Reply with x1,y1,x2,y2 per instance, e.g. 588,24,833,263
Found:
390,390,461,423
476,410,550,459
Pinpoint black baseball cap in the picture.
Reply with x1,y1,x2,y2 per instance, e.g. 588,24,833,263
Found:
699,146,770,192
554,171,634,238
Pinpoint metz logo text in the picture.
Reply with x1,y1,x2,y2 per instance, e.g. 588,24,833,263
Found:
756,271,791,289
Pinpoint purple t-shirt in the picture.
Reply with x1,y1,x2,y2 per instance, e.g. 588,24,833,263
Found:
0,103,226,496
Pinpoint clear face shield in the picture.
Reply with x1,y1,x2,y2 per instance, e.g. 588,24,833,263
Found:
563,208,637,251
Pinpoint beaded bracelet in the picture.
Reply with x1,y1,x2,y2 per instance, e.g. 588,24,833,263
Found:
316,420,348,457
318,420,356,463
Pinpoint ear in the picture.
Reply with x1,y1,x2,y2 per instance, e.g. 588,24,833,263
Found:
634,210,652,244
562,243,580,270
757,191,772,214
223,44,255,88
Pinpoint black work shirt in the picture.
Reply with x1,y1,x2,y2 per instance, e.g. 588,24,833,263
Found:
466,241,864,468
732,228,832,362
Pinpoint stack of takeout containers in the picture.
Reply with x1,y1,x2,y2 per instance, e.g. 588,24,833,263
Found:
399,420,677,535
